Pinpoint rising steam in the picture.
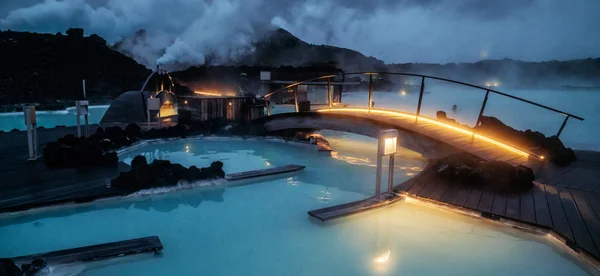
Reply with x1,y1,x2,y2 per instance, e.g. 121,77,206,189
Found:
1,0,598,69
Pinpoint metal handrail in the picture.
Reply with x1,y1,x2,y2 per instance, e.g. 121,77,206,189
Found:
260,71,585,137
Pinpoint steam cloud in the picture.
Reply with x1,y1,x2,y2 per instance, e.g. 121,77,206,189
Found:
1,0,598,69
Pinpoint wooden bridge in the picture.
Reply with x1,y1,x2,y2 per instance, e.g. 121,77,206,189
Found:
259,108,537,167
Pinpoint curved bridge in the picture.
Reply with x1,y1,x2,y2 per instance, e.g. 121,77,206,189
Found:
257,71,585,169
257,108,537,167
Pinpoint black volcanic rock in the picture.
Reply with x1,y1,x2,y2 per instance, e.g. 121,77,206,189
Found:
0,29,150,105
475,116,576,166
433,153,534,193
0,258,21,276
112,156,225,190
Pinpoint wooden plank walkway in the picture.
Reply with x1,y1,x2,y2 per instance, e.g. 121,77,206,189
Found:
397,159,600,264
308,194,401,221
10,236,162,265
318,109,541,168
225,164,305,181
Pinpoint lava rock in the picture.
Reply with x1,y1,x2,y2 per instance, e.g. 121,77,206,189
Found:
21,258,46,276
131,155,148,169
0,258,21,276
433,153,534,193
112,157,226,191
477,116,576,166
105,126,131,148
124,123,142,139
436,111,459,125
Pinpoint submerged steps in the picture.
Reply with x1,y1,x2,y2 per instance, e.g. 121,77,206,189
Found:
308,194,402,222
225,164,305,181
10,236,163,266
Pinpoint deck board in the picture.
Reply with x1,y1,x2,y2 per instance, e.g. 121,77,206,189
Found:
490,193,507,217
450,185,472,207
477,190,495,213
504,193,521,220
556,187,600,256
544,185,575,242
519,188,536,224
571,191,600,257
532,183,553,228
463,187,483,210
10,236,162,265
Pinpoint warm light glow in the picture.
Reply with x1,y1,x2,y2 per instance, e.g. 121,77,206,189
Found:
384,137,397,155
485,82,492,87
400,90,407,96
373,250,391,263
541,155,545,160
229,102,232,106
184,100,188,104
194,91,222,97
317,108,536,159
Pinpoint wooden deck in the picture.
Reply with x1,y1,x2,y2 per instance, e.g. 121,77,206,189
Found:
395,152,600,264
308,194,401,221
0,127,308,213
0,126,134,213
10,236,162,266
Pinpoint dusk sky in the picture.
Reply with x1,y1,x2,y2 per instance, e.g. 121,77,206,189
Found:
1,0,599,67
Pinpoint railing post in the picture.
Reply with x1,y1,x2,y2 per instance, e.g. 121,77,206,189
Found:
368,74,374,112
557,115,570,138
265,97,271,116
327,77,332,110
293,87,299,113
475,90,490,128
415,77,425,123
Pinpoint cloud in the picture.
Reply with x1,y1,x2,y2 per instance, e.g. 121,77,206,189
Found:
1,0,598,68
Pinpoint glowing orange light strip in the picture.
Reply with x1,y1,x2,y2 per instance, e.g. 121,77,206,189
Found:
317,108,538,159
194,91,221,97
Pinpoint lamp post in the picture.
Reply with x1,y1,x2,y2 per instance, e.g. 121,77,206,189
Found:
24,105,39,160
375,129,399,199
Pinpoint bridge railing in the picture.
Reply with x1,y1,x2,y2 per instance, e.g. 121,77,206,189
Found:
261,72,584,139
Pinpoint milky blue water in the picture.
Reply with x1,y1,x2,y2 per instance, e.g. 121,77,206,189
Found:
0,134,592,275
0,105,108,132
340,84,600,151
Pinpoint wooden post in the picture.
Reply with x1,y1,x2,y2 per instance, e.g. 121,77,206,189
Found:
368,74,374,112
415,77,425,123
327,78,332,109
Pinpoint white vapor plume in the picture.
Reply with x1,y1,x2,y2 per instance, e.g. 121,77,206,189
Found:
1,0,599,69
